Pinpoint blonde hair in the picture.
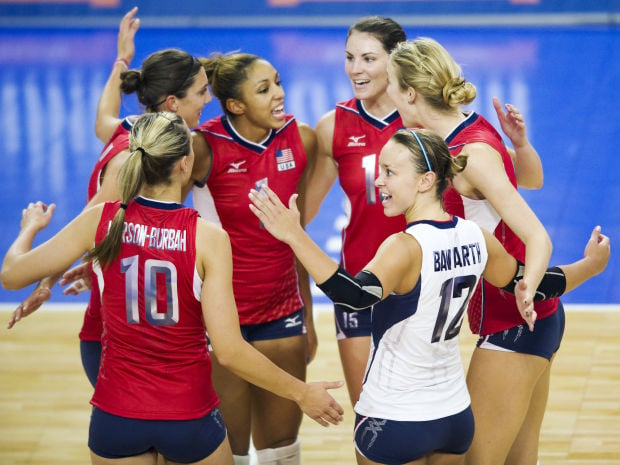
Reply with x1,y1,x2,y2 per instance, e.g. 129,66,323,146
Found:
390,37,477,111
87,112,190,266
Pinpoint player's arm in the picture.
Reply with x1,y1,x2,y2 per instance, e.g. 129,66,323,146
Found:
182,131,213,202
86,150,130,208
5,153,125,328
458,142,552,300
492,97,543,189
482,226,610,329
301,111,338,226
294,121,320,361
196,219,344,427
317,232,420,310
248,185,420,308
95,7,140,143
492,226,610,296
1,203,102,290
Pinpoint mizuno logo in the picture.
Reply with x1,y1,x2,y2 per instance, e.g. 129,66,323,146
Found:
348,135,367,147
227,160,247,173
284,315,302,328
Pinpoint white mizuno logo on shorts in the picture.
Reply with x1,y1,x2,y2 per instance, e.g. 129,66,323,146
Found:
284,315,302,328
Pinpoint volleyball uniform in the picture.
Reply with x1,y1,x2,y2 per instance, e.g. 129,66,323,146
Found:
90,197,218,420
355,216,487,422
86,117,135,201
332,98,406,338
442,111,558,336
195,115,306,325
79,116,136,344
332,98,406,276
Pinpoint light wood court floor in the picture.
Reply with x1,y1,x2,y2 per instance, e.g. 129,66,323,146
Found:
1,306,619,464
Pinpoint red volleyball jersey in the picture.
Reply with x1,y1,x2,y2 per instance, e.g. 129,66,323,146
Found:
86,117,135,201
196,115,306,325
443,112,558,335
80,117,138,342
90,198,218,420
332,98,407,275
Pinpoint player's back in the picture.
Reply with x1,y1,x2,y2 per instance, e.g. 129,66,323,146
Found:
90,197,218,420
356,217,487,421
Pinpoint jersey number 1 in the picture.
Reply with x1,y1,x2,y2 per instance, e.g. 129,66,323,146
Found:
362,154,377,205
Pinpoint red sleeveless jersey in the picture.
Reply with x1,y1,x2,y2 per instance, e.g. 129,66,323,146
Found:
196,115,306,324
80,117,136,342
332,98,407,275
90,198,218,419
443,112,558,335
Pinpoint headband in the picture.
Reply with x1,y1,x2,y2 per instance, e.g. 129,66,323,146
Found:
409,129,433,172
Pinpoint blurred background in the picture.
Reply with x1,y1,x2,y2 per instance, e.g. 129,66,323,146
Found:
0,0,618,305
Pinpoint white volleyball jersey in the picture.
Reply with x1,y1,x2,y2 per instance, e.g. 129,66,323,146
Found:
355,216,488,421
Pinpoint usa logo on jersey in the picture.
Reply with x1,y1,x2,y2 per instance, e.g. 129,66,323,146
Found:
276,148,295,171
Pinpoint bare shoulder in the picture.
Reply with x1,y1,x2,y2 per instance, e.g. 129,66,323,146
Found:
315,109,336,136
368,230,422,294
190,130,212,182
195,217,232,278
104,148,131,172
296,120,317,139
457,142,511,197
296,121,318,157
316,110,336,143
196,217,229,245
377,231,421,261
461,142,504,168
314,110,336,158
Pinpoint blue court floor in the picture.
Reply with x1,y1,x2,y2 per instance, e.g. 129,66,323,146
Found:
0,24,618,304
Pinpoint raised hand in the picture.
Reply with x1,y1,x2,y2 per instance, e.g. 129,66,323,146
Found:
493,96,527,148
583,226,610,276
117,6,140,65
248,186,302,243
20,201,55,233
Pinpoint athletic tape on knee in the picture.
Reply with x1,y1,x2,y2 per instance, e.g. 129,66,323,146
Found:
233,454,250,465
255,439,301,465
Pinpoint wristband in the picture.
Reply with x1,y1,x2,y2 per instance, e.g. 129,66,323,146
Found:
114,58,129,70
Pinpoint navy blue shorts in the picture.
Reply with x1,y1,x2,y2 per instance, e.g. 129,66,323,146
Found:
80,340,102,388
240,308,305,342
477,301,565,361
88,407,227,463
334,304,372,340
354,407,474,464
207,308,305,348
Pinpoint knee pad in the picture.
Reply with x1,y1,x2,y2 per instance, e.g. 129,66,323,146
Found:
256,438,301,465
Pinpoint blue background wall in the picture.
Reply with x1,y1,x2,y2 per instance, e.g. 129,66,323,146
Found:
1,1,618,27
0,3,618,304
